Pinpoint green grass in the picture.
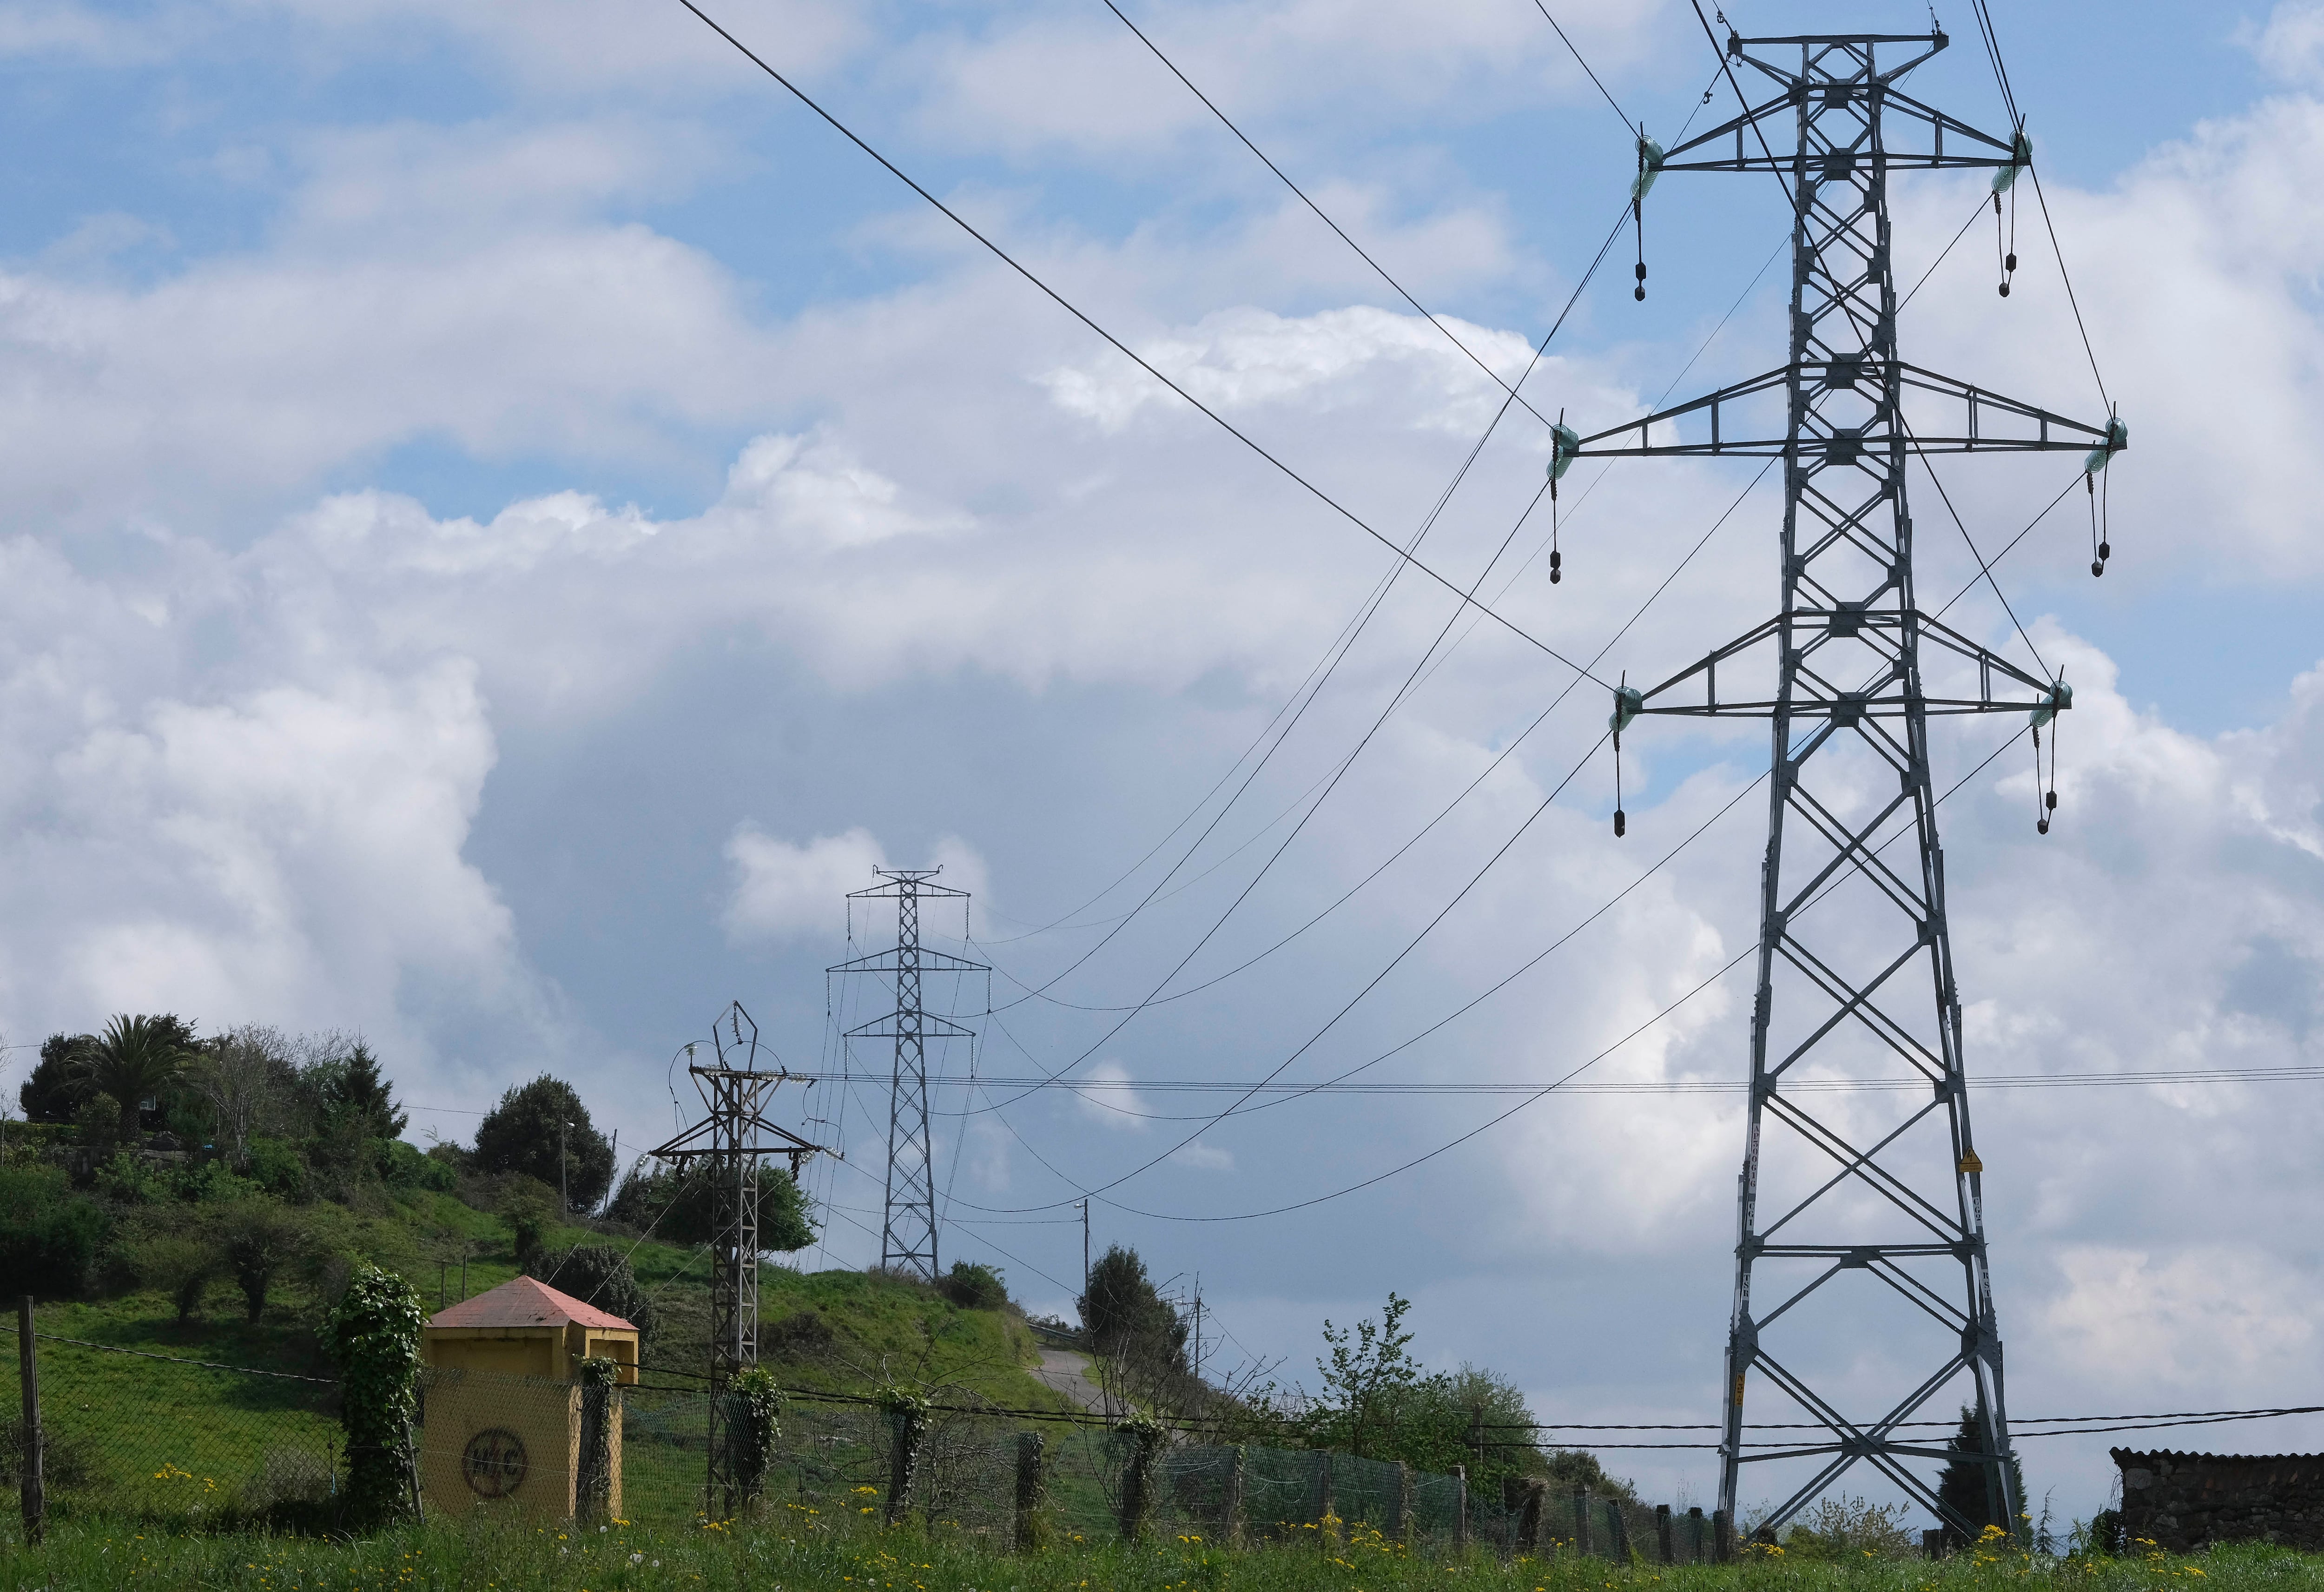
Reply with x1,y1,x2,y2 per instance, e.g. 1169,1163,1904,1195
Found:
14,1185,1076,1526
0,1513,2303,1592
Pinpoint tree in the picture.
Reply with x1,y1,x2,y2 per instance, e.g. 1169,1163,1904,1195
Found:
523,1243,657,1337
190,1026,300,1170
74,1014,198,1141
1313,1292,1423,1459
119,1209,221,1325
1937,1404,2025,1545
319,1041,407,1141
606,1160,817,1252
473,1076,614,1212
1077,1244,1187,1366
18,1034,87,1123
218,1197,306,1323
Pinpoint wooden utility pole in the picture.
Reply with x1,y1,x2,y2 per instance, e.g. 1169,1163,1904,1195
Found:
17,1296,43,1545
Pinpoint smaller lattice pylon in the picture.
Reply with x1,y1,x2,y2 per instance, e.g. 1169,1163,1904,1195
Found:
647,1001,829,1518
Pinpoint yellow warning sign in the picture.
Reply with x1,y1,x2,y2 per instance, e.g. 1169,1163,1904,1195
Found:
1958,1149,1984,1175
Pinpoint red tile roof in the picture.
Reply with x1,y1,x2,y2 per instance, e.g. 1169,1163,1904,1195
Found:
428,1275,637,1333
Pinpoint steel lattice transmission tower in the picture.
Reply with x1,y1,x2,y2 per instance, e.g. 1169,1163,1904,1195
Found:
648,1001,825,1516
831,868,987,1280
1564,28,2123,1538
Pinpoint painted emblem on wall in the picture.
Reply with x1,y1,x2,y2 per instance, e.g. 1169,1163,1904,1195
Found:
462,1427,528,1498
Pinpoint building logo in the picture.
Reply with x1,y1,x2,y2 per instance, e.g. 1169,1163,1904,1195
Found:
462,1427,528,1498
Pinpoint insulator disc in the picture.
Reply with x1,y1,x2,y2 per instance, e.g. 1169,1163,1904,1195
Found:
2098,542,2111,560
1635,262,1647,280
1634,285,1645,301
1998,281,2011,297
2091,560,2105,577
2005,252,2017,271
1550,549,1562,570
2037,817,2049,835
1614,809,1627,838
2045,791,2058,811
1550,567,1561,584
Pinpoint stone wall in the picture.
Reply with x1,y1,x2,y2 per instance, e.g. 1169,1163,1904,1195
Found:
2114,1450,2324,1552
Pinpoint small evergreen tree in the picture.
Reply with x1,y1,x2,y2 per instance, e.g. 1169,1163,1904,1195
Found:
1937,1404,2025,1544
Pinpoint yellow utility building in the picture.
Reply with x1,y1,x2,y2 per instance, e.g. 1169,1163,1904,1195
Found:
418,1276,640,1520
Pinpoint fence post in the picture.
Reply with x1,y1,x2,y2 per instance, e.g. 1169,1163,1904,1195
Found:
1689,1505,1705,1563
17,1296,42,1546
1714,1507,1733,1563
1396,1461,1413,1546
1606,1498,1629,1560
1453,1465,1468,1555
576,1358,617,1525
1516,1479,1544,1551
1656,1502,1673,1564
1315,1449,1336,1546
1575,1488,1592,1555
1922,1528,1946,1560
1013,1432,1046,1553
1222,1445,1245,1546
883,1397,928,1526
1118,1418,1161,1542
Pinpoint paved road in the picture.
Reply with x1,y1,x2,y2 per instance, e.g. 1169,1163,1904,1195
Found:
1032,1348,1118,1416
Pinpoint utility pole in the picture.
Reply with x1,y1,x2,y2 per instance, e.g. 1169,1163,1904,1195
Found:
648,1002,827,1516
559,1119,569,1220
1191,1275,1202,1385
1080,1197,1091,1304
829,868,987,1282
1566,26,2121,1539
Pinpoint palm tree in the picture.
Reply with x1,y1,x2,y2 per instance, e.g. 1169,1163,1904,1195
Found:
74,1013,196,1142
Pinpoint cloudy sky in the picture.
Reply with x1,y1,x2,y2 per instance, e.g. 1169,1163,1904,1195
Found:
5,0,2323,1525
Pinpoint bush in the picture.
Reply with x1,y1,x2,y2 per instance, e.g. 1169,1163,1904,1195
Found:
0,1163,109,1297
218,1196,309,1323
523,1243,656,1338
381,1138,455,1192
117,1207,222,1324
327,1262,424,1531
244,1136,309,1202
939,1260,1009,1310
607,1161,817,1252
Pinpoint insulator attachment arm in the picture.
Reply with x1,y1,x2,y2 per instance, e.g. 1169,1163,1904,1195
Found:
1628,610,2066,721
1567,363,2118,462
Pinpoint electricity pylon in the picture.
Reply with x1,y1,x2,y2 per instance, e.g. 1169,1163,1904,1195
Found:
830,868,987,1280
649,1001,825,1516
1564,28,2123,1539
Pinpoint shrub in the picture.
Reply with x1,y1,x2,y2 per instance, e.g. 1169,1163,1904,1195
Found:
244,1136,309,1202
381,1138,455,1192
0,1163,108,1297
218,1196,309,1323
939,1260,1009,1310
117,1209,222,1324
327,1262,424,1531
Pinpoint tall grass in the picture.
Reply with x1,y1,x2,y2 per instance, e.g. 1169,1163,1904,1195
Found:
0,1513,2314,1592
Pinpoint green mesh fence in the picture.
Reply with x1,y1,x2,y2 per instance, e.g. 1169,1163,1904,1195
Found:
11,1322,1718,1561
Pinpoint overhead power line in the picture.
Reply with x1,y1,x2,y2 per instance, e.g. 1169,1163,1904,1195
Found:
674,0,1609,688
1101,0,1560,432
779,1064,2324,1099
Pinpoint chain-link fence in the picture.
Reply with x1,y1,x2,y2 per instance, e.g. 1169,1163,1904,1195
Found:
7,1322,1718,1562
